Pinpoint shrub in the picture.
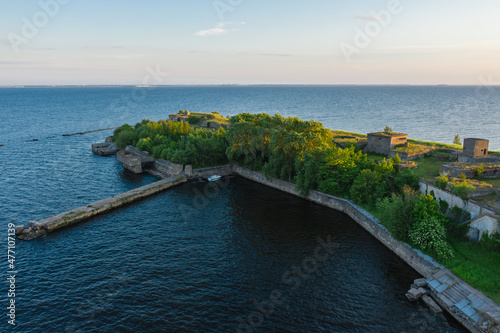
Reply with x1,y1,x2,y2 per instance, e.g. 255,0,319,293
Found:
113,124,138,149
384,125,393,133
377,188,419,242
453,134,461,146
434,173,449,190
448,206,471,224
409,217,454,259
438,199,449,214
392,153,402,164
187,115,203,125
460,172,466,180
411,193,447,225
476,163,485,179
451,180,475,200
394,168,420,193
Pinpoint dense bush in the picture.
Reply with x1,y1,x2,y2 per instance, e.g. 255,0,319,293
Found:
112,119,227,167
450,179,475,199
187,115,203,125
350,169,388,206
377,188,419,242
435,173,449,190
409,216,454,258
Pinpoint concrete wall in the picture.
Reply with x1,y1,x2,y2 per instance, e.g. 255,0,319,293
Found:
233,165,441,277
419,180,499,219
155,159,183,175
191,164,234,178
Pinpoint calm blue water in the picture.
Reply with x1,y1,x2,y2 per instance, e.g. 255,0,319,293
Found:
0,86,488,332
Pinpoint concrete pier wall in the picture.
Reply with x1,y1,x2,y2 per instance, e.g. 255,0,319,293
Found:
17,176,187,240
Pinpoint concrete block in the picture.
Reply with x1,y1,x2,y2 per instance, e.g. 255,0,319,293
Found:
422,295,443,314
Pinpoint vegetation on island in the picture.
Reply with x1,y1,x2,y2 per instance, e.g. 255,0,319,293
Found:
113,112,500,303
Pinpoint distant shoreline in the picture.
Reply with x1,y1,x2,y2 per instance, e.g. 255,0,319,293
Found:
1,84,499,88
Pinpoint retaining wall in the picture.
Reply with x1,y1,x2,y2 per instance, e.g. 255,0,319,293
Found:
419,180,499,219
234,165,500,332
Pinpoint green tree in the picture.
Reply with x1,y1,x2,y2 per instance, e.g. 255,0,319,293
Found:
384,125,393,133
377,188,419,242
319,146,372,197
453,134,462,146
350,169,389,206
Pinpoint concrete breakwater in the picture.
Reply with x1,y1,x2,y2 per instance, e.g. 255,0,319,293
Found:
16,176,187,240
62,127,118,136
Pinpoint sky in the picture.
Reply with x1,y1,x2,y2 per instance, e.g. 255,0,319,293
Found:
0,0,499,85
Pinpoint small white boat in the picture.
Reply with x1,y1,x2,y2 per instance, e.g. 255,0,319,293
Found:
207,175,222,182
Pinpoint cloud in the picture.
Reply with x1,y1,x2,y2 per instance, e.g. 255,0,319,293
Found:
355,15,382,21
195,27,227,36
195,22,245,37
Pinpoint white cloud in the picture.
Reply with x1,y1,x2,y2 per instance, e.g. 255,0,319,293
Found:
194,22,246,37
355,15,382,21
195,27,227,36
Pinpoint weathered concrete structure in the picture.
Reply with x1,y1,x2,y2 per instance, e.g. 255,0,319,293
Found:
154,159,183,176
467,215,499,241
388,149,432,161
92,142,119,156
365,132,408,155
419,180,499,221
116,146,155,174
458,138,499,163
116,151,143,173
464,138,489,158
440,162,500,179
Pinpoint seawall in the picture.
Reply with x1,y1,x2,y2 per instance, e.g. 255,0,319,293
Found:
232,165,500,333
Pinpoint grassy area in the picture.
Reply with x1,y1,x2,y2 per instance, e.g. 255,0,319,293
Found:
331,130,367,138
331,130,367,150
440,235,500,305
175,111,230,126
366,153,386,162
473,191,499,207
362,201,500,305
407,138,462,150
450,162,500,169
411,157,443,182
392,143,432,154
